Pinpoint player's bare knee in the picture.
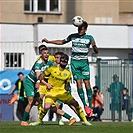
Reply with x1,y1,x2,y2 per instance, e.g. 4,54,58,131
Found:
44,103,51,111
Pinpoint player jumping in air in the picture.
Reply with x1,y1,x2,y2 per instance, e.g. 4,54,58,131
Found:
42,21,98,117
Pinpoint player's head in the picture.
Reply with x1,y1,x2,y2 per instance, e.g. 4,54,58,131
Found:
78,21,88,35
38,45,49,61
38,45,48,54
17,72,24,81
60,53,69,68
54,52,64,64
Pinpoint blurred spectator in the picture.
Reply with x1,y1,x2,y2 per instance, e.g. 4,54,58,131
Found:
122,87,131,121
107,74,124,121
91,86,104,121
8,72,28,121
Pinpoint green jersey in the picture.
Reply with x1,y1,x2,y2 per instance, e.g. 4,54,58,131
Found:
27,58,53,83
65,33,94,60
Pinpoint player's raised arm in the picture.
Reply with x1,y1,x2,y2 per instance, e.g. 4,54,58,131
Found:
91,40,98,54
42,38,66,45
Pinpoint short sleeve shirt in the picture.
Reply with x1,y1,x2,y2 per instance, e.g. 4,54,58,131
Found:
65,33,94,60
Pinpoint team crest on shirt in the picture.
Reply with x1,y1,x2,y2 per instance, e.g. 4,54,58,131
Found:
64,73,67,77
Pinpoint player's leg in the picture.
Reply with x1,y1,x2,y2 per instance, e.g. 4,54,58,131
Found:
37,85,47,123
83,79,92,108
38,84,47,115
21,96,34,126
51,106,76,125
49,108,54,121
38,98,43,115
43,100,75,126
69,98,92,125
30,95,54,126
45,94,76,126
21,77,37,126
55,100,64,125
37,94,45,123
74,79,91,116
71,60,87,107
81,60,93,117
80,59,92,108
30,98,49,126
61,93,92,126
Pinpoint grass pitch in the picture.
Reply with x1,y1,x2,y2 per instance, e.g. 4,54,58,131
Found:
0,121,132,133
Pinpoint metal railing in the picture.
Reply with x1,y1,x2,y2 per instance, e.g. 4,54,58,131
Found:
96,59,133,121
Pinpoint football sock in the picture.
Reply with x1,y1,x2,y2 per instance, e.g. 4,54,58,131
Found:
38,109,47,122
22,111,29,122
57,106,62,121
57,114,61,121
75,105,87,123
38,102,43,115
56,100,64,105
63,113,71,120
78,88,87,106
86,88,92,108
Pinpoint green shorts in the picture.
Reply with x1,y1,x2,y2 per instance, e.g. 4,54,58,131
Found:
23,76,40,97
71,59,90,80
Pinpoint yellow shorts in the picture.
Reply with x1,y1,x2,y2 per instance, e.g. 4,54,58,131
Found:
44,92,74,106
38,84,47,95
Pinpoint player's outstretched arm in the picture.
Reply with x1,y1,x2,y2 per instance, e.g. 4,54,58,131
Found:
42,38,66,45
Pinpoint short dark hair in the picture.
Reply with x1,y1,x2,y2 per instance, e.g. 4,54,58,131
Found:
82,21,88,29
79,21,88,29
54,52,64,56
123,87,128,92
60,53,69,62
38,45,48,53
93,85,99,90
78,21,88,33
17,72,24,76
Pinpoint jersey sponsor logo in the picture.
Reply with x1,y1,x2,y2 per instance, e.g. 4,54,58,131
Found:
82,71,89,75
72,47,88,53
71,55,88,60
72,38,90,45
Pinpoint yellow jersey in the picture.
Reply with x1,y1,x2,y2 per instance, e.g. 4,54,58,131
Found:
44,66,71,94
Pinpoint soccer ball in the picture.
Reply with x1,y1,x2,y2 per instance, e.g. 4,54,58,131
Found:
72,16,84,27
